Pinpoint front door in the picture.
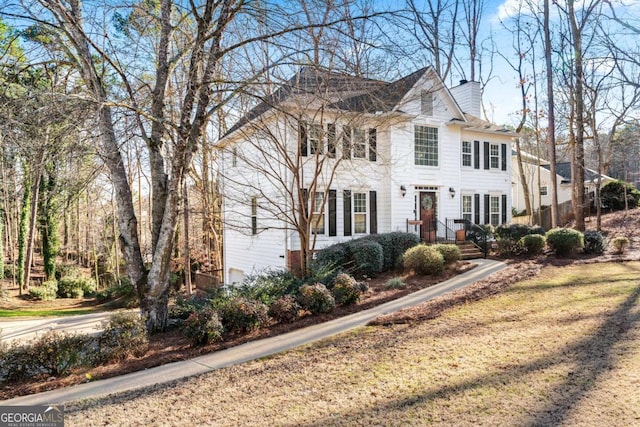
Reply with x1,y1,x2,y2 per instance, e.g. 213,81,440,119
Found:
420,191,437,243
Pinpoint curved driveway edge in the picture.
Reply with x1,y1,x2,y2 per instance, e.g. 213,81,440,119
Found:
3,258,506,406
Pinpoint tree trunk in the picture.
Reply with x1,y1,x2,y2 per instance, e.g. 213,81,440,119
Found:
23,164,43,291
544,0,560,228
183,180,192,295
568,0,586,231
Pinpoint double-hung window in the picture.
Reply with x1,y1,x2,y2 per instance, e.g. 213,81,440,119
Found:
311,192,325,235
251,197,257,235
462,141,472,167
353,129,366,159
490,143,500,169
309,124,323,155
462,195,473,222
415,125,438,166
353,192,367,234
490,196,500,226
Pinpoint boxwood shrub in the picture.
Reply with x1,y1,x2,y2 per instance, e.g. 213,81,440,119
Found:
349,240,383,278
546,228,584,256
519,234,546,255
432,244,461,265
403,244,445,275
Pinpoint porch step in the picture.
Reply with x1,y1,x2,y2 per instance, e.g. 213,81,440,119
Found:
456,242,485,260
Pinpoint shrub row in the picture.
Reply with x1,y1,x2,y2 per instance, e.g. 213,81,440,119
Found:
0,313,148,384
315,232,420,278
173,269,366,346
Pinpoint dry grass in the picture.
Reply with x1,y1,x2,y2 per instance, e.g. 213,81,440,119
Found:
65,261,640,426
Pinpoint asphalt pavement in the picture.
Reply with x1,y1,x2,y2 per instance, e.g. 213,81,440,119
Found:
1,258,506,406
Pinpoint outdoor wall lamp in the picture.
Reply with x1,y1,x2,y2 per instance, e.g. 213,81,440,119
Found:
400,185,407,197
449,187,456,198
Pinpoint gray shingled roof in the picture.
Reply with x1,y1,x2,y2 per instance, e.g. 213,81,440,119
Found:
542,162,608,183
222,67,428,139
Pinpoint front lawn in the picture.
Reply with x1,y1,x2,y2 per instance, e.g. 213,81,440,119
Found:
65,261,640,426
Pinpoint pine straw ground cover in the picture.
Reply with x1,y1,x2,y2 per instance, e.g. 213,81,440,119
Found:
65,261,640,426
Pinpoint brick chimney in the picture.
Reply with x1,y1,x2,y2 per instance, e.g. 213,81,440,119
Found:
449,79,481,117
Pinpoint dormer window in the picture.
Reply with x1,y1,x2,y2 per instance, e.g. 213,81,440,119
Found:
421,90,434,116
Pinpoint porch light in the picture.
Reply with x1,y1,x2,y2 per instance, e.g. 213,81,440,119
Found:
449,187,455,198
400,185,407,197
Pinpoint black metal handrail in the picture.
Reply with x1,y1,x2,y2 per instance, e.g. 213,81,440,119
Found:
445,218,489,258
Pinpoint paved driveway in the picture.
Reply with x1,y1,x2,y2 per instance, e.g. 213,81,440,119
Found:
0,311,136,344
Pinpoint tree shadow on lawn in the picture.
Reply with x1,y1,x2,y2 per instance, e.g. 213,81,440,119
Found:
297,284,640,427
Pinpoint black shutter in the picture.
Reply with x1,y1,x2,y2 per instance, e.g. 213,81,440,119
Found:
343,190,352,236
501,194,507,224
328,190,337,236
369,190,377,234
342,126,351,159
484,194,490,224
501,143,507,171
484,141,490,170
368,129,377,161
474,194,480,224
301,188,308,217
474,140,480,169
327,123,336,158
299,122,308,157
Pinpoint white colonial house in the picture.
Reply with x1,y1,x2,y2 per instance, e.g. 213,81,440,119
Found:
511,151,614,215
219,67,516,283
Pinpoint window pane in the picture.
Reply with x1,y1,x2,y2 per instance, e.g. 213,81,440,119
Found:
354,214,366,234
415,125,438,166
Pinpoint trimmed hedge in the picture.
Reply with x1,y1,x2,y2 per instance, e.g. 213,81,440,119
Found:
519,234,546,255
546,228,584,257
432,244,461,265
350,240,383,278
314,232,419,276
403,244,445,275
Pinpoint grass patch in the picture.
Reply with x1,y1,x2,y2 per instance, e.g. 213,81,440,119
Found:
0,308,98,317
66,261,640,426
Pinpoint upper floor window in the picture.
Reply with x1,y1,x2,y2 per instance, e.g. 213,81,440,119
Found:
421,90,434,116
415,125,438,166
540,186,548,196
490,143,500,169
251,197,257,235
342,126,376,161
462,141,472,167
308,124,323,155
